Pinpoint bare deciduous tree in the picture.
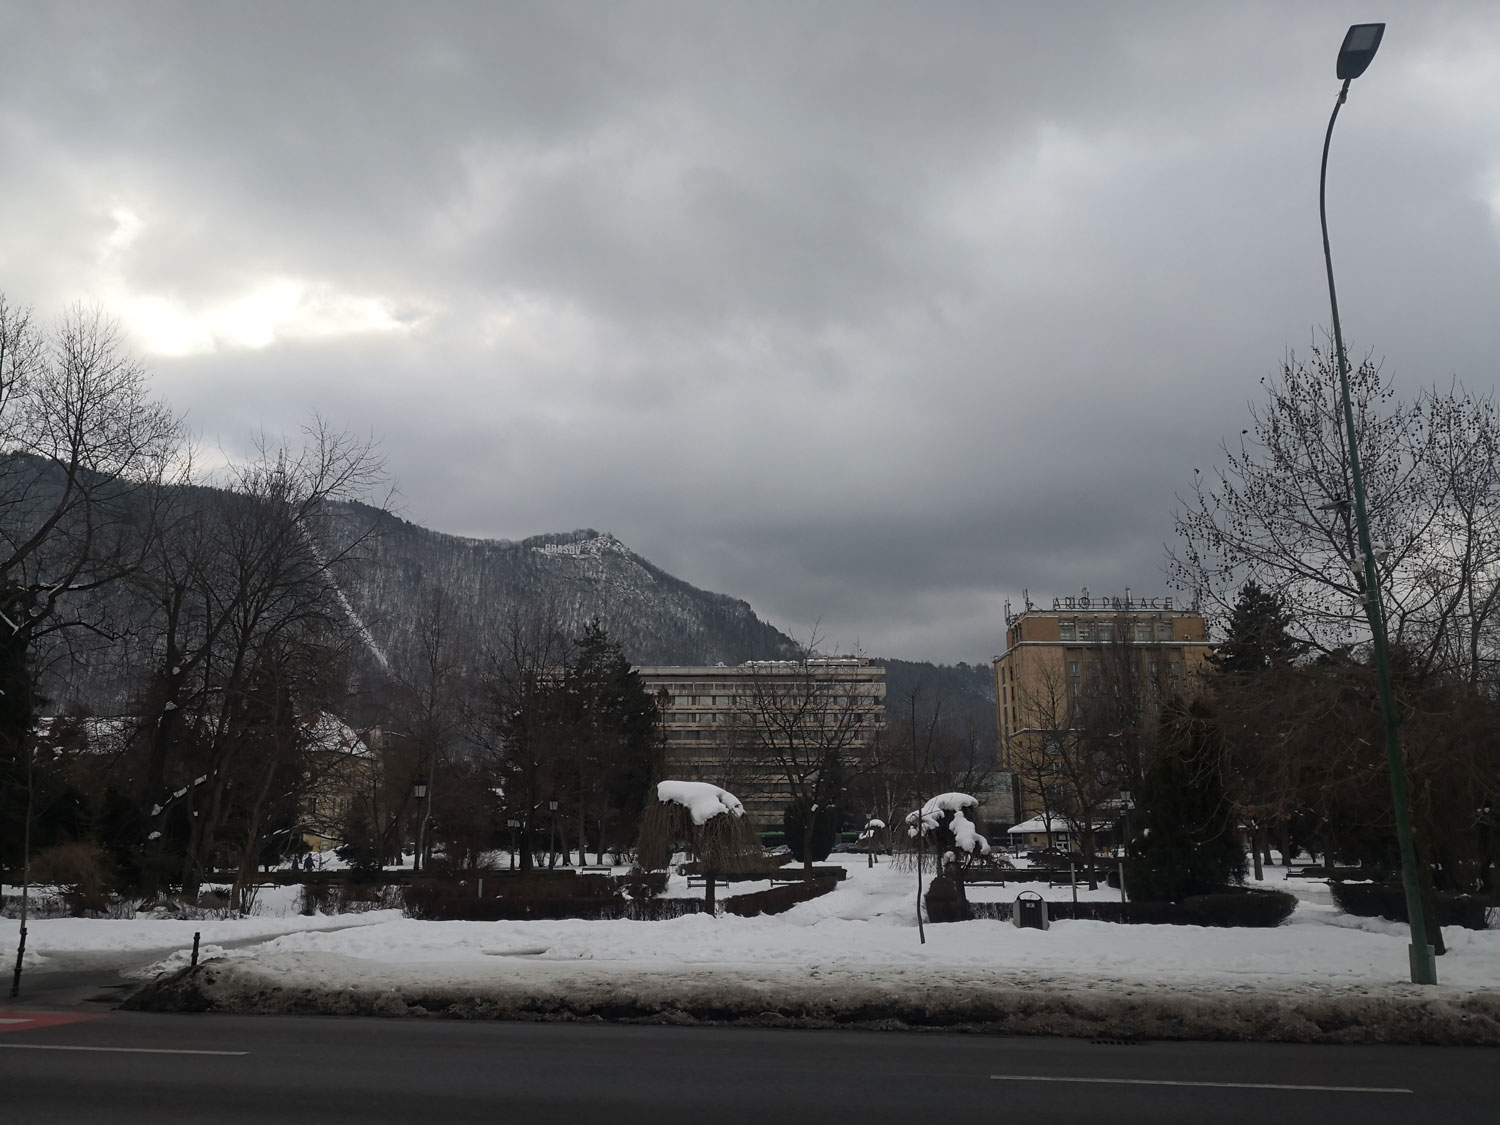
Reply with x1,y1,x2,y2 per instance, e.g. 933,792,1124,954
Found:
129,419,387,896
724,637,885,869
1171,347,1500,687
1,298,182,877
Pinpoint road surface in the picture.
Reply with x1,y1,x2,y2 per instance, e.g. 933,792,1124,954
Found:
0,1008,1493,1123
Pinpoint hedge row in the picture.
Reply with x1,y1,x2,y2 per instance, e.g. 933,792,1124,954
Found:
722,877,837,917
929,881,1297,928
400,870,839,921
1328,881,1493,931
405,871,633,920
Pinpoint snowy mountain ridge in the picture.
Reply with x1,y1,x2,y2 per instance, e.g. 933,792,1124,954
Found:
339,513,797,668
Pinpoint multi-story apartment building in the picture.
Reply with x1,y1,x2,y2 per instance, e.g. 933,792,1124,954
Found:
636,658,886,824
993,591,1212,826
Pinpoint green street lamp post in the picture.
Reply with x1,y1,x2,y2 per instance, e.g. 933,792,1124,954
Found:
1318,22,1437,985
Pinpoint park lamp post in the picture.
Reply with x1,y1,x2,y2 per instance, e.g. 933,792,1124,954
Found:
412,775,429,874
506,818,520,870
548,799,560,869
1319,22,1437,985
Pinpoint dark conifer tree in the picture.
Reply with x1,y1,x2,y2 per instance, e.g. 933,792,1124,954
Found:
1212,581,1304,675
1125,700,1245,901
560,620,662,861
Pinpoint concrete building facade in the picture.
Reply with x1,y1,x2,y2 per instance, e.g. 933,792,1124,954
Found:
993,591,1213,829
636,659,886,824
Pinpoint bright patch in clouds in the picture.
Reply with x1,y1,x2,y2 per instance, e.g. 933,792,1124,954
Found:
94,201,424,357
120,279,422,358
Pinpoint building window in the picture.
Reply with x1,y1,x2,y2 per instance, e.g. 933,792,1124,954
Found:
1059,621,1076,641
1067,660,1080,677
1079,622,1094,641
1155,621,1171,639
1136,623,1152,642
1098,622,1113,641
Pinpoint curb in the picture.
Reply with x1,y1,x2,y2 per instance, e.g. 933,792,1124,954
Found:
124,963,1500,1046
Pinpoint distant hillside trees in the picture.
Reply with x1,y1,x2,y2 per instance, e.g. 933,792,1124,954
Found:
1,297,182,877
864,663,999,838
337,521,800,670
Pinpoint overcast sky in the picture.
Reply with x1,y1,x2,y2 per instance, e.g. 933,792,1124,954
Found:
4,2,1499,663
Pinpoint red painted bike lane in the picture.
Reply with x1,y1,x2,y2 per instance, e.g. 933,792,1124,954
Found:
0,1011,108,1034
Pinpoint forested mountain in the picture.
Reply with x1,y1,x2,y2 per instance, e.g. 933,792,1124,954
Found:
339,510,800,668
878,659,997,744
32,473,997,762
336,509,999,755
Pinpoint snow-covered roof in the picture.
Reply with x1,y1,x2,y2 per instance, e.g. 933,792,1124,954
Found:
33,716,133,755
655,780,745,825
299,713,373,758
1007,816,1112,835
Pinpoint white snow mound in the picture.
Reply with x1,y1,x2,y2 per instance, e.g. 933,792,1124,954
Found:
656,780,745,825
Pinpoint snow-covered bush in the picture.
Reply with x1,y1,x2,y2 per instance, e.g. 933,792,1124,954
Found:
904,792,990,868
636,781,762,874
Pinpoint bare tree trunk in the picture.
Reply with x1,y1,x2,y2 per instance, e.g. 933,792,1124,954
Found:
231,752,283,914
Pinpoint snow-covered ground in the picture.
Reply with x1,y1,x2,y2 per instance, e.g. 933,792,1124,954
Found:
6,861,1496,1001
0,883,403,973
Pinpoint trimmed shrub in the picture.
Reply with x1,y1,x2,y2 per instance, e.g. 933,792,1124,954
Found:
29,841,117,916
1126,701,1245,902
403,871,693,920
924,875,968,923
404,881,624,920
1329,880,1490,931
623,897,703,921
617,871,668,899
965,900,1014,922
1115,888,1296,927
724,876,837,917
783,804,837,865
937,888,1296,927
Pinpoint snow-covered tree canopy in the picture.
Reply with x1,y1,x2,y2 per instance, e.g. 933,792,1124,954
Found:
655,780,745,825
905,792,990,856
637,780,759,874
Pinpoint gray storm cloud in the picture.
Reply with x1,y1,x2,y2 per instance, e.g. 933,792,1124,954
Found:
2,0,1498,661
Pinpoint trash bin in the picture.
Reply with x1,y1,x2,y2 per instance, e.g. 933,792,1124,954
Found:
1014,889,1049,930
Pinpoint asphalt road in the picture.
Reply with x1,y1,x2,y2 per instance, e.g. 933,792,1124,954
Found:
1,1010,1495,1124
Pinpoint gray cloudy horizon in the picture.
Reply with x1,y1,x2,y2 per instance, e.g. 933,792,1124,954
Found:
4,1,1498,664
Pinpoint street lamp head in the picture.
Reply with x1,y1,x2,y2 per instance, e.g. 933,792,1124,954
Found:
413,775,428,800
548,800,559,812
1336,23,1385,80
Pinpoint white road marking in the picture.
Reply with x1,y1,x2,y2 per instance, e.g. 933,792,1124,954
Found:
990,1075,1411,1094
0,1018,32,1024
0,1044,247,1056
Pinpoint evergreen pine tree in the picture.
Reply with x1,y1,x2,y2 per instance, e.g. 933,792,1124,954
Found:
560,621,662,858
782,802,837,864
1125,700,1245,901
1212,580,1303,675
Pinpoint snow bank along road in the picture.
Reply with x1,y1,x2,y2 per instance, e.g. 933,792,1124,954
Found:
10,864,1500,1043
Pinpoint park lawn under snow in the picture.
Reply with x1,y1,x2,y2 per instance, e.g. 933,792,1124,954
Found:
0,883,404,973
6,863,1498,998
